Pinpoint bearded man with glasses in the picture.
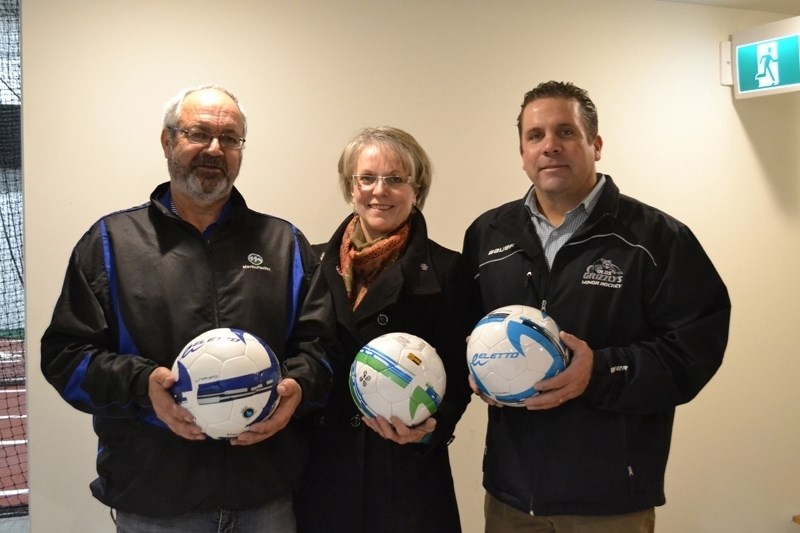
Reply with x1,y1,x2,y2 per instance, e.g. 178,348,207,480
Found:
41,84,336,533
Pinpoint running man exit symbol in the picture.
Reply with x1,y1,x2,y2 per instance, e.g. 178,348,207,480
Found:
756,43,778,87
736,35,800,94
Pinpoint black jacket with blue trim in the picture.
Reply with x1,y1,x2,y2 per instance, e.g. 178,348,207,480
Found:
40,182,335,516
461,175,730,516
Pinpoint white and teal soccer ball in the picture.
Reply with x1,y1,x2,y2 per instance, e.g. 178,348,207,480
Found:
467,305,569,407
349,332,446,427
171,328,281,439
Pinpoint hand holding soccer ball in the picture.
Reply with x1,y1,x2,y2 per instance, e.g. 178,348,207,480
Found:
522,329,593,410
230,376,303,445
362,412,437,445
149,366,205,440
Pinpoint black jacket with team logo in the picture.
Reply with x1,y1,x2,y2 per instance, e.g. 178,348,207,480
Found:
40,183,335,516
461,174,730,516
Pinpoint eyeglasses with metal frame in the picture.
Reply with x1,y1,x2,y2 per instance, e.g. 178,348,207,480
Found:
170,127,246,150
351,175,411,189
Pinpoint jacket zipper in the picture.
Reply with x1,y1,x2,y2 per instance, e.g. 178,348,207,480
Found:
206,238,221,326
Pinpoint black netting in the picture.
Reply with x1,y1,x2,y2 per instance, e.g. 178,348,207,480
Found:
0,0,25,517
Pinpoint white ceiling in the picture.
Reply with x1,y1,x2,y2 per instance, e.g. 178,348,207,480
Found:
660,0,800,15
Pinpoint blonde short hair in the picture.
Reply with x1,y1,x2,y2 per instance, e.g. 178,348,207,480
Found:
337,126,433,209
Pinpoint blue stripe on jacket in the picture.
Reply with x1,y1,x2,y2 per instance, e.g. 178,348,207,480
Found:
288,226,303,340
65,219,164,427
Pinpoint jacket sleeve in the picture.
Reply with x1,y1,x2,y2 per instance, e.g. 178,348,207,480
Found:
40,229,157,417
583,226,731,414
425,251,473,451
282,228,336,416
460,220,481,318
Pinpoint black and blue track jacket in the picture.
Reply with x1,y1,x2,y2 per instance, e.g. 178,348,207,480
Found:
41,182,335,516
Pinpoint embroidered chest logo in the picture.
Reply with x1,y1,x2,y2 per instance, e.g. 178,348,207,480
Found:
242,253,271,272
581,258,623,289
488,243,515,256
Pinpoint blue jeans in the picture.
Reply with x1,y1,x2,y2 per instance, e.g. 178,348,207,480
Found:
114,496,296,533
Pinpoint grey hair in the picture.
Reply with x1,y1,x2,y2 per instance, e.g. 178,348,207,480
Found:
162,84,248,136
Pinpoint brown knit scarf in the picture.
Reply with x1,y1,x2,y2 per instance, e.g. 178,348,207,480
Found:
339,216,410,309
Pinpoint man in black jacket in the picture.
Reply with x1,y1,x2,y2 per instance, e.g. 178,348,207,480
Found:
462,81,730,532
41,85,335,532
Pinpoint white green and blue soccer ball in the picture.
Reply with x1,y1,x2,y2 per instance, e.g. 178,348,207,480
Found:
349,332,446,426
467,305,569,407
171,328,281,439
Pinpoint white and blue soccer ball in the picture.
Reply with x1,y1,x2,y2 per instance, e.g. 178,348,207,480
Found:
467,305,569,407
349,332,446,427
171,328,281,439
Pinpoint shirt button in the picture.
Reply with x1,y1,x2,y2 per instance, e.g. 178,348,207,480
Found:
377,314,388,326
350,415,362,428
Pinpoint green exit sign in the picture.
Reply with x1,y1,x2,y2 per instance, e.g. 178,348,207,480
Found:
732,17,800,99
736,35,800,95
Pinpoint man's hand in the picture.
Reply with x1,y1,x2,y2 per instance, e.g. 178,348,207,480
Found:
148,366,205,440
524,331,593,410
231,377,302,446
363,415,436,445
468,373,504,407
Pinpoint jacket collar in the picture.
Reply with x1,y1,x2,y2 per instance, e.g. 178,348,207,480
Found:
319,209,442,323
485,174,621,267
150,182,247,224
491,174,620,242
490,190,547,265
584,173,620,225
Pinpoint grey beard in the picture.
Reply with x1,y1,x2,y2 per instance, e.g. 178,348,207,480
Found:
168,159,233,207
181,172,231,206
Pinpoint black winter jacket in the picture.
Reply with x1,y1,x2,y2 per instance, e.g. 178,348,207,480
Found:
462,175,730,516
295,210,472,533
40,183,335,516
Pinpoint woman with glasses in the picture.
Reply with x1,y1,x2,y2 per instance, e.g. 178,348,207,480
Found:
295,126,472,533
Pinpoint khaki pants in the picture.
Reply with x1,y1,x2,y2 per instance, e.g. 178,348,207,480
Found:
484,492,655,533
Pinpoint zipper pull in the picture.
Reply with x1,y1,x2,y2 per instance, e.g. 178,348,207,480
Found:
541,299,547,313
524,271,532,288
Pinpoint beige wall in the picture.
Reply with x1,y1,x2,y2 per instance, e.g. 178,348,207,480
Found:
23,0,800,531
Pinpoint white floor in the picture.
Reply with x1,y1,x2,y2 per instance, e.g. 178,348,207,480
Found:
0,515,28,532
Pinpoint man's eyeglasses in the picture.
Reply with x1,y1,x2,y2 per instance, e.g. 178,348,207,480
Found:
170,127,246,150
352,175,411,190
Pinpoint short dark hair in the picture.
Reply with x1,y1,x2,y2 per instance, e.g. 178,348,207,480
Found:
516,81,598,141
